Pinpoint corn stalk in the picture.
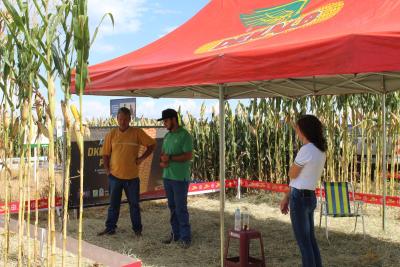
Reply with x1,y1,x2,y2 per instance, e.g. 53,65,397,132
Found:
0,9,15,264
72,0,89,265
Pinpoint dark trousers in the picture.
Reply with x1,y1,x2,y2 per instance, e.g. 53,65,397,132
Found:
105,174,142,233
163,178,191,242
290,188,322,267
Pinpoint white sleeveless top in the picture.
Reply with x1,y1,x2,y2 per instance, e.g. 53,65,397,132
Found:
289,143,326,190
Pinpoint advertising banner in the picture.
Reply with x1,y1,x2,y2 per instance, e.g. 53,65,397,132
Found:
110,98,136,118
69,127,166,208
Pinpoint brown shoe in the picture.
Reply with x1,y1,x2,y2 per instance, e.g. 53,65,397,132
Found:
97,228,116,236
177,240,191,249
134,230,142,237
162,233,177,244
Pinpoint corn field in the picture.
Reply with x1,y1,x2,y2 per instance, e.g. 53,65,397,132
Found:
86,95,400,197
186,96,400,198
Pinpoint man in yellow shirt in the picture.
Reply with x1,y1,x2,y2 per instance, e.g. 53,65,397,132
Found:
98,107,156,236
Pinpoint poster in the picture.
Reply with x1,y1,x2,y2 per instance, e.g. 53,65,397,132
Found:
110,98,136,118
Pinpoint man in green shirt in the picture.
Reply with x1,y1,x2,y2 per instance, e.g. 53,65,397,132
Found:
158,109,193,249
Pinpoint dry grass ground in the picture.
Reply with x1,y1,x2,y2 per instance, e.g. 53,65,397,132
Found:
0,165,63,202
2,166,399,266
33,191,400,267
0,228,97,266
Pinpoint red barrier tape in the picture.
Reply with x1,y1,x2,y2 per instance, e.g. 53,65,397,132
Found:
189,181,221,192
213,179,400,207
122,260,142,267
2,179,399,213
0,197,63,215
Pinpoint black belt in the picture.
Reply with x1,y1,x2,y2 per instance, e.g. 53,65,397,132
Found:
292,188,315,197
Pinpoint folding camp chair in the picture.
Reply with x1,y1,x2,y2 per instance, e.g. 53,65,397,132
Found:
319,181,365,241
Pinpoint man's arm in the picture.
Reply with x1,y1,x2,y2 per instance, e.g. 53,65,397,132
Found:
103,155,111,175
102,132,113,176
170,152,192,162
161,151,192,163
136,144,156,165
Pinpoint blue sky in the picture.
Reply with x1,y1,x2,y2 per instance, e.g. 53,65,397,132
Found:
68,0,245,119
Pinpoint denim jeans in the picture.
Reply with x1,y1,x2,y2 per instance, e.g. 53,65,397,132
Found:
290,188,322,267
105,174,142,233
163,179,191,242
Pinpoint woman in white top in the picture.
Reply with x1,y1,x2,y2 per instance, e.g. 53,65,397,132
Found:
280,115,327,267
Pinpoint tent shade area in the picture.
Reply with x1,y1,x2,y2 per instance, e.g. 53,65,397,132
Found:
72,0,400,265
79,73,400,99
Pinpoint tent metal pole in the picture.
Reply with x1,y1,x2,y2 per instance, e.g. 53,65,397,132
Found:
382,91,387,231
237,178,241,199
219,84,226,267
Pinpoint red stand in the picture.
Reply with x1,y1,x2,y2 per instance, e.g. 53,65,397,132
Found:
224,229,266,267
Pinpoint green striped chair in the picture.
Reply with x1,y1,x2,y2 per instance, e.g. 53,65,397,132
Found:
319,182,365,241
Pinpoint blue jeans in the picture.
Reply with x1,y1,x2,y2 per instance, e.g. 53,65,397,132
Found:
105,174,142,233
290,188,322,267
163,179,191,242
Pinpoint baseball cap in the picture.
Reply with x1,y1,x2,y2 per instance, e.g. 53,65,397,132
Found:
157,108,178,121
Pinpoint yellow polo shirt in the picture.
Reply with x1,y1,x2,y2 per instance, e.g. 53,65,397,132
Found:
102,127,156,179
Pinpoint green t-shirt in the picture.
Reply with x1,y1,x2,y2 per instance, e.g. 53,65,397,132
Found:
162,127,193,181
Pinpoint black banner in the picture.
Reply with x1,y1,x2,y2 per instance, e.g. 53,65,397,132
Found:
69,127,166,208
69,140,109,208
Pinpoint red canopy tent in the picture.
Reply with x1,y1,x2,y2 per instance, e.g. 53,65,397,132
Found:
73,0,400,98
73,0,400,264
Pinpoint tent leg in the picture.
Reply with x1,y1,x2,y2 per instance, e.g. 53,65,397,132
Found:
382,92,387,231
219,84,226,267
237,178,241,199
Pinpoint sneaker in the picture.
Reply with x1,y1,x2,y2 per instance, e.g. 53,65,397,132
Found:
177,240,191,249
97,228,116,236
162,233,177,244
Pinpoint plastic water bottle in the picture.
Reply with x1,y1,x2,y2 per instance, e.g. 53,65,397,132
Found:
242,208,250,231
234,208,241,231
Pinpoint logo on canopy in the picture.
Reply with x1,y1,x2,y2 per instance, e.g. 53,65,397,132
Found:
195,0,344,54
240,0,311,28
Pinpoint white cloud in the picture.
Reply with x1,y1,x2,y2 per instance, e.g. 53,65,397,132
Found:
206,102,220,117
171,99,199,117
153,9,179,15
136,99,220,120
91,42,117,54
150,3,180,15
70,100,110,119
136,99,159,118
88,0,148,36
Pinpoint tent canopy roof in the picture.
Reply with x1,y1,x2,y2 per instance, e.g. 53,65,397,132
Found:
76,0,400,98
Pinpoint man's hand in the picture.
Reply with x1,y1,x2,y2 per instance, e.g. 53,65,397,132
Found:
160,161,169,168
103,155,111,176
280,195,289,215
136,156,145,166
160,153,170,163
